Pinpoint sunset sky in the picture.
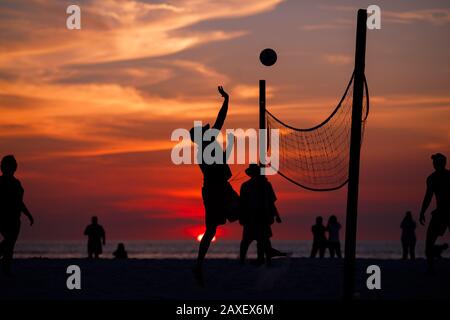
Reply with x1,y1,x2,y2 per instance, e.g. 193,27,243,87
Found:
1,0,449,242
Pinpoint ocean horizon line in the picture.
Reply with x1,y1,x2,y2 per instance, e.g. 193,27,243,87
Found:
13,239,446,260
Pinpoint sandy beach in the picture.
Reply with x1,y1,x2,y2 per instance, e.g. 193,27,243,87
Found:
0,257,449,300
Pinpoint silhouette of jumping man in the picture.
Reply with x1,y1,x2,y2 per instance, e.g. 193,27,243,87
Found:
84,216,106,259
190,86,239,286
400,211,416,260
113,243,128,259
326,215,342,258
310,216,327,258
419,153,450,272
0,155,34,276
239,164,282,266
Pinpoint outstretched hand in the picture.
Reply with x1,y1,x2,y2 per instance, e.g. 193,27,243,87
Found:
218,86,228,99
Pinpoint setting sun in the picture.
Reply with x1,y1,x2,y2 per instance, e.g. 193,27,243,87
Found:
196,233,217,242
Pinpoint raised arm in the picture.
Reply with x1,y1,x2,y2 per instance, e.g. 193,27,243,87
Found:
212,86,229,130
419,179,433,225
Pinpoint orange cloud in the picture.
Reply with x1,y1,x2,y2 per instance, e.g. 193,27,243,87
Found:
323,54,352,66
384,9,450,25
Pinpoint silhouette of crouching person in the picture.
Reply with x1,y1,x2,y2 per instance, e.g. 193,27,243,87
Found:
113,243,128,259
0,155,34,276
84,216,105,259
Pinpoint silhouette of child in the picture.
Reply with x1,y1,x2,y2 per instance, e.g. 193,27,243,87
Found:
0,155,34,275
113,243,128,259
400,211,417,260
239,164,281,266
84,216,105,259
310,216,326,258
326,215,342,258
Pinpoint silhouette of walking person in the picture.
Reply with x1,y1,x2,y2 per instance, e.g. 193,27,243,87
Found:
310,216,326,258
0,155,34,276
326,215,342,258
113,243,128,259
239,164,282,266
84,216,106,259
400,211,416,260
419,153,450,272
190,86,239,286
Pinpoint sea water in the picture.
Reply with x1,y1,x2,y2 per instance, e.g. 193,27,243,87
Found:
13,240,445,259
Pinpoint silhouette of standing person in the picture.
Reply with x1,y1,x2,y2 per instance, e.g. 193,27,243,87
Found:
239,164,282,266
0,155,34,276
84,216,105,259
310,216,326,258
113,243,128,260
419,153,450,272
326,215,342,258
400,211,416,260
190,86,239,286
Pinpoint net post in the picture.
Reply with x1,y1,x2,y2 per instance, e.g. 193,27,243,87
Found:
259,80,267,156
259,80,266,131
343,9,367,301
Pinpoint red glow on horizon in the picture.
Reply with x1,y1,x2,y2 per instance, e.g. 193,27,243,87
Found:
185,225,225,240
196,233,217,242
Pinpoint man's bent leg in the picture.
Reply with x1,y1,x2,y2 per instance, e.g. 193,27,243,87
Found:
425,222,441,272
193,225,217,286
240,236,252,264
196,226,217,268
1,222,20,275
